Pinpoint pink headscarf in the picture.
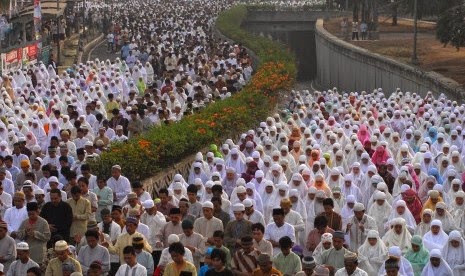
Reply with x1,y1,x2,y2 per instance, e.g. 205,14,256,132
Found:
406,164,420,191
372,146,390,166
357,124,371,145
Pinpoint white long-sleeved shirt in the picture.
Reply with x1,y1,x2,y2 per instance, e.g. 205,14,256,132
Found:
106,175,131,205
115,263,147,276
4,206,27,233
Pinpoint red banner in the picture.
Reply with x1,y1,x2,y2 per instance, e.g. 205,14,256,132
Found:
27,44,38,58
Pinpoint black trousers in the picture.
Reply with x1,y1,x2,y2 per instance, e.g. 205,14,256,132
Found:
109,262,120,276
152,250,162,267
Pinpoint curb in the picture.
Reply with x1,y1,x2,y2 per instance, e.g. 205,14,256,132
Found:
77,34,104,64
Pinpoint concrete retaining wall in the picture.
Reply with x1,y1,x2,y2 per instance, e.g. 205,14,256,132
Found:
314,19,465,100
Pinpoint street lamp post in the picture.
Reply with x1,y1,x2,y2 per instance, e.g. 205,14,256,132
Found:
412,0,419,65
56,0,60,66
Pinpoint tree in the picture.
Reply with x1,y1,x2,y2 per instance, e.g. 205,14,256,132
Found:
437,5,465,51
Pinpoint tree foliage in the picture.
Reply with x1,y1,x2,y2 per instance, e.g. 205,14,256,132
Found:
399,0,463,19
436,4,465,50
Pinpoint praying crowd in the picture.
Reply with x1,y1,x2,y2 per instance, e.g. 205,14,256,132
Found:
0,0,464,276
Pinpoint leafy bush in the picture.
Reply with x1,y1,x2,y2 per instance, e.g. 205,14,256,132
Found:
89,5,296,181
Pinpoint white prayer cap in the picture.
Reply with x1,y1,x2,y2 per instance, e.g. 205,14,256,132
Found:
388,246,402,257
353,203,365,212
243,199,253,208
142,200,154,209
16,242,29,250
168,234,180,245
34,188,45,195
48,176,59,183
255,170,264,178
236,185,247,194
202,201,214,209
400,184,410,193
232,203,245,212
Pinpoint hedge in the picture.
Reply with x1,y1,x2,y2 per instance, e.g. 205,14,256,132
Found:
89,5,296,181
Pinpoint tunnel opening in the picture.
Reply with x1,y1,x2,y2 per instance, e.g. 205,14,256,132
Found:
241,21,317,81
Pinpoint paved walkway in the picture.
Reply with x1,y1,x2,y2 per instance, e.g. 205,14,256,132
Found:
87,39,119,61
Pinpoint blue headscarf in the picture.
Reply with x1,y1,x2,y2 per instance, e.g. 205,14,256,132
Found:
428,168,443,185
427,126,438,144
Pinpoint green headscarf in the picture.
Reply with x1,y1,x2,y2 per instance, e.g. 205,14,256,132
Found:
404,235,429,276
209,144,223,158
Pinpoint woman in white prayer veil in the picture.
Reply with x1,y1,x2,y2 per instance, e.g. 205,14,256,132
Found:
275,133,288,150
396,143,414,166
60,115,74,131
450,151,465,174
387,200,417,234
6,131,16,149
359,153,375,174
421,249,453,276
288,173,308,200
441,230,465,275
47,64,57,79
144,62,154,85
382,218,412,253
265,164,287,185
13,70,27,88
0,141,11,157
47,119,61,143
387,158,400,179
229,178,247,205
358,230,389,275
246,182,264,213
30,120,47,152
341,195,356,230
359,165,377,197
201,181,214,202
304,187,318,232
289,188,307,220
312,232,333,264
262,181,278,224
187,162,208,185
434,184,451,206
415,209,434,238
423,220,449,252
326,168,343,190
379,246,415,276
368,191,392,236
433,202,456,234
441,167,458,193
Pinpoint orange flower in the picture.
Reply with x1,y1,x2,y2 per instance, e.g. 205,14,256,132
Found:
138,139,151,149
